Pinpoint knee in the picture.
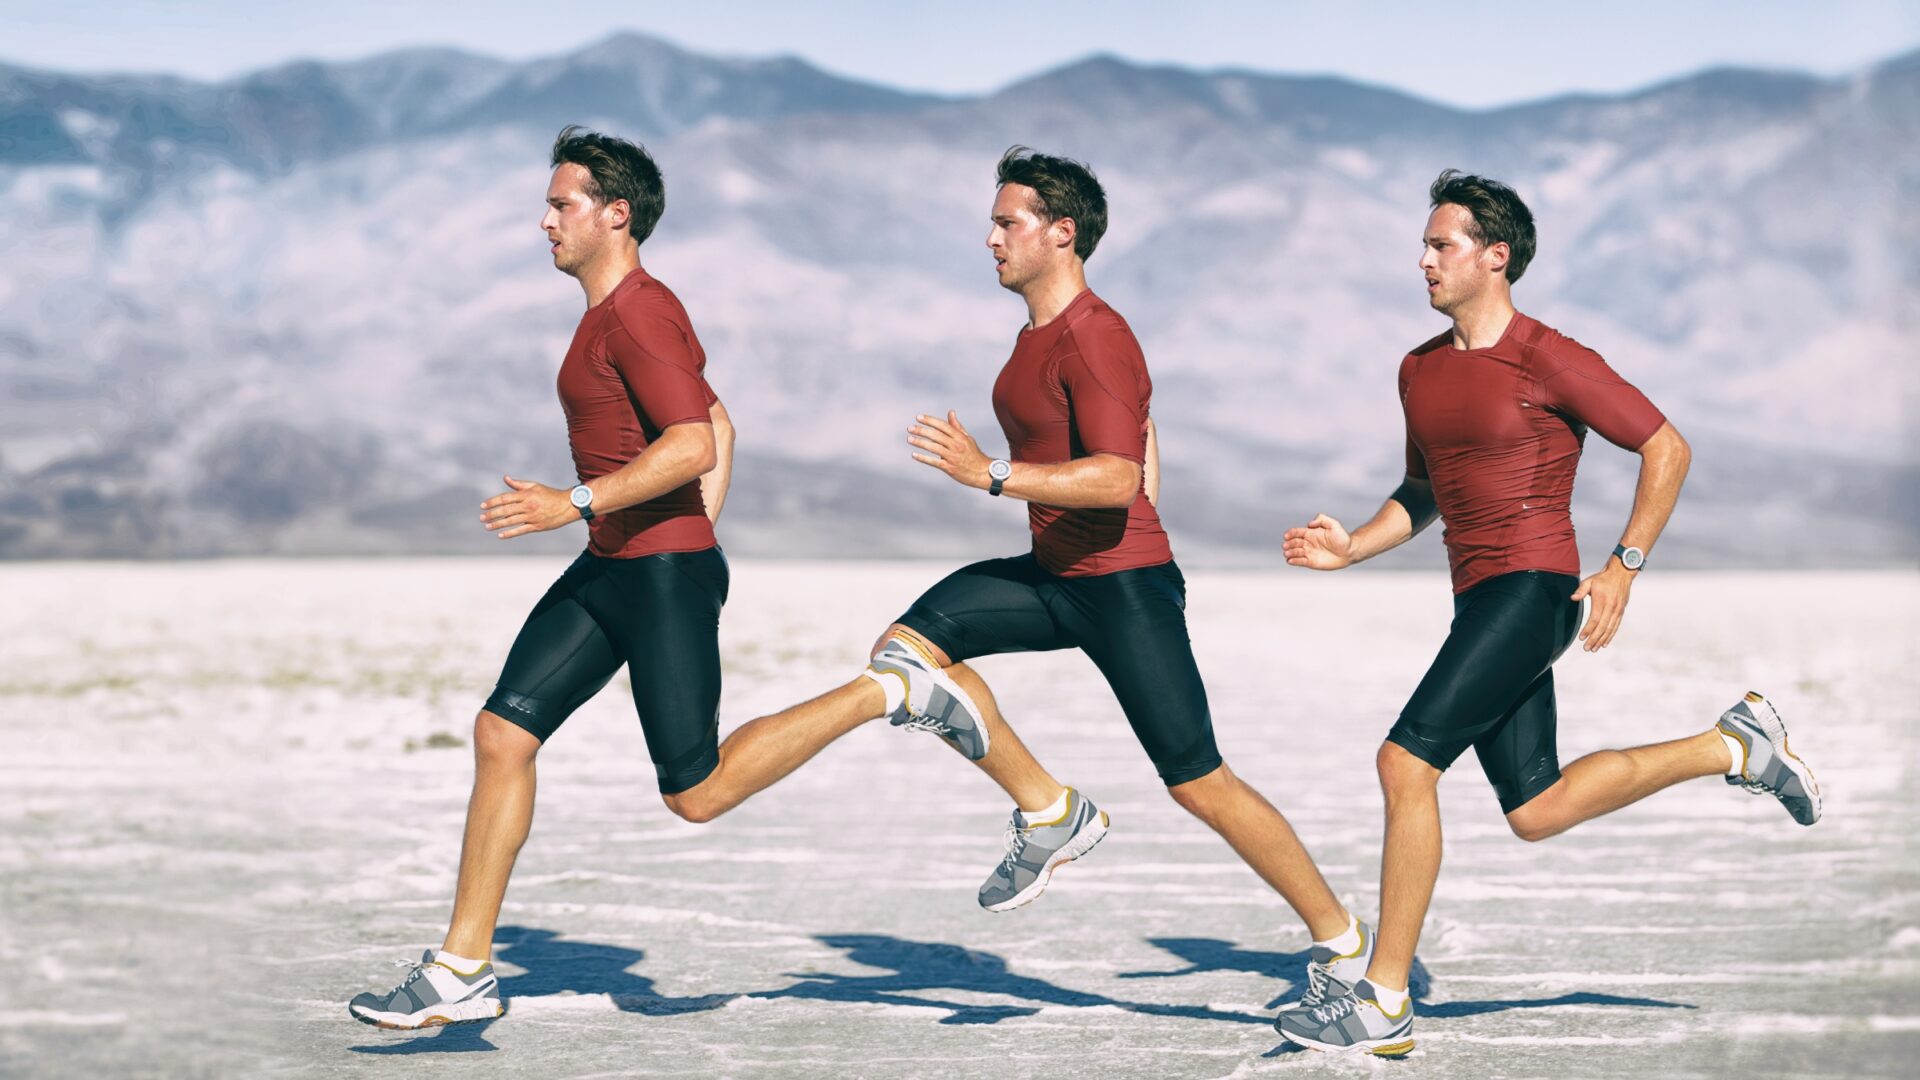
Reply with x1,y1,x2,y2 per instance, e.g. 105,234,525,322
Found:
474,710,539,770
660,789,725,825
1167,763,1231,819
1504,800,1560,843
1376,742,1439,796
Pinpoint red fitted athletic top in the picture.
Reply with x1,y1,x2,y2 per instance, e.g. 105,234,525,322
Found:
991,289,1172,577
556,267,718,559
1399,312,1666,593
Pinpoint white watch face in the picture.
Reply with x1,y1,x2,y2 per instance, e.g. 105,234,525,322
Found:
570,485,593,508
1620,547,1644,570
989,460,1012,481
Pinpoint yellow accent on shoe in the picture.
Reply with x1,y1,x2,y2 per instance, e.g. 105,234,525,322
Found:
1023,789,1076,828
1363,992,1412,1021
890,632,945,670
430,958,490,978
1329,920,1369,964
1745,690,1764,703
1369,1039,1415,1057
1717,720,1753,781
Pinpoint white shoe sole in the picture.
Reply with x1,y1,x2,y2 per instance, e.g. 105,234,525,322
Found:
1723,692,1823,825
349,995,503,1030
983,811,1110,913
1280,1027,1415,1057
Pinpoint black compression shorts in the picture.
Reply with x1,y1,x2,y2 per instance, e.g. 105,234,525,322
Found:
1388,570,1583,813
896,554,1222,787
484,547,728,794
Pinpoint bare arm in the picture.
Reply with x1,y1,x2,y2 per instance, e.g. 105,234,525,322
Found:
1571,420,1690,650
480,421,716,540
1282,477,1436,570
701,399,735,524
1144,418,1160,508
908,410,1141,509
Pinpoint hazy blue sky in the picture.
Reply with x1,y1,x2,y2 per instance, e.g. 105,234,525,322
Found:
4,0,1917,107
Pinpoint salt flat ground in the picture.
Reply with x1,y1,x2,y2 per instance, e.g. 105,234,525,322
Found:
0,559,1915,1080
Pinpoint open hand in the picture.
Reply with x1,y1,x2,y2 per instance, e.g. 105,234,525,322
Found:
481,475,579,539
1282,513,1355,570
908,411,991,490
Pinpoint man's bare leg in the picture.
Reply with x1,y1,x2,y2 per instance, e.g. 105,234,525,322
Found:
442,711,541,961
661,678,888,822
1503,729,1730,841
1169,763,1351,940
1367,741,1444,990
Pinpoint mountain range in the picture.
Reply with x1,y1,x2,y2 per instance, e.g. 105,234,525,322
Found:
1,33,1914,566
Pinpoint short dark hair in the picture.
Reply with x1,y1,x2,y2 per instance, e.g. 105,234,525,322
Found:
551,125,665,244
996,145,1108,261
1429,169,1536,283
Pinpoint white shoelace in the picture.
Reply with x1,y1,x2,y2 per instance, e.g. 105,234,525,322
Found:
1300,961,1332,1006
897,712,954,736
998,818,1032,874
1308,992,1359,1025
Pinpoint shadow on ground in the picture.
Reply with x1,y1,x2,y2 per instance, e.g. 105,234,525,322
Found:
347,925,734,1055
347,927,1690,1054
1120,936,1433,1010
757,933,1269,1026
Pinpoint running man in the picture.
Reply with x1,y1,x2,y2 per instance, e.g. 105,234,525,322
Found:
887,146,1367,997
1273,171,1821,1056
347,126,978,1029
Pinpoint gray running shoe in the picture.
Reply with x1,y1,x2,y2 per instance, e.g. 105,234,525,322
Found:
348,950,503,1029
869,636,990,760
978,789,1110,912
1275,979,1415,1056
1718,691,1821,825
1276,920,1374,1014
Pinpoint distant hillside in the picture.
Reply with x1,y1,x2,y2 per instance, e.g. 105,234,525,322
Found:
1,35,1914,565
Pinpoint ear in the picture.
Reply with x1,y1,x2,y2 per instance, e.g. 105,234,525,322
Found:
605,197,632,233
1052,215,1078,253
1484,240,1510,275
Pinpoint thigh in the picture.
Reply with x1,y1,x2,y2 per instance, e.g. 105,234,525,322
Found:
896,554,1073,662
484,553,625,743
1471,669,1562,813
1386,572,1569,773
588,548,730,795
1061,562,1223,787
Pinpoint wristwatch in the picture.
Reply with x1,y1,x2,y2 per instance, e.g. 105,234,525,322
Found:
569,483,596,522
1612,543,1645,571
987,459,1012,497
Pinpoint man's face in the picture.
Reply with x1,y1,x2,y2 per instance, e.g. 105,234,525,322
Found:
1419,203,1504,315
986,184,1065,293
540,163,617,276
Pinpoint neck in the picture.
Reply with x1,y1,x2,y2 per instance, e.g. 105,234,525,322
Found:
1021,262,1089,329
1448,287,1517,350
577,243,642,308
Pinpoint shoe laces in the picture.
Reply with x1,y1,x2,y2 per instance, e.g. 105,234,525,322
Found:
1306,992,1359,1025
998,817,1032,875
897,711,954,737
1298,961,1332,1008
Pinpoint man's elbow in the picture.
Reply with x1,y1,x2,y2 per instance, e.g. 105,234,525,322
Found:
673,425,719,476
1648,422,1690,472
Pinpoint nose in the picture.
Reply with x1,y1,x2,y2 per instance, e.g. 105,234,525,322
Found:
1418,246,1436,271
540,206,558,231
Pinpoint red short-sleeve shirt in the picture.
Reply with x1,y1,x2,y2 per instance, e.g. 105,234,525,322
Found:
556,267,719,558
1399,312,1666,593
990,290,1172,577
